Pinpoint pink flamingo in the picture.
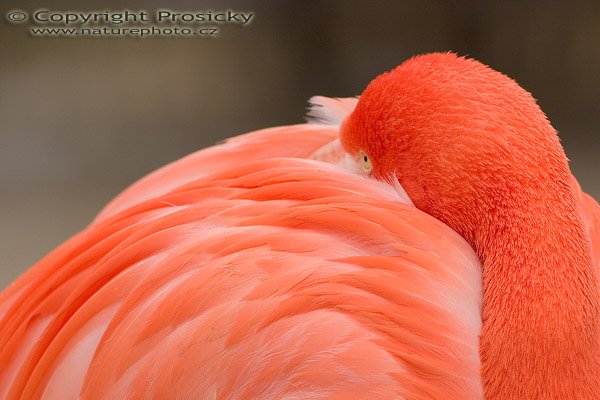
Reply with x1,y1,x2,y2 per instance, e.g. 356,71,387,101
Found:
0,53,598,399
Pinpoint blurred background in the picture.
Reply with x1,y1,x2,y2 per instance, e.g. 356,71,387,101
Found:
1,0,599,288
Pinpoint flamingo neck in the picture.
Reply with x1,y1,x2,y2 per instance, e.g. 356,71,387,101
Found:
475,186,600,399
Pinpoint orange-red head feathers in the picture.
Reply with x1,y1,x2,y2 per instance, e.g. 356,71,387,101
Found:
341,52,567,241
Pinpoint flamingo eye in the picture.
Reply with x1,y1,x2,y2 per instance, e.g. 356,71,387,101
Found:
358,150,372,175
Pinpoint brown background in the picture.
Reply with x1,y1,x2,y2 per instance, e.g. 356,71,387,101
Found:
1,0,599,288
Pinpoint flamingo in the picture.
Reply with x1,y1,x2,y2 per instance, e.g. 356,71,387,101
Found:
0,52,598,399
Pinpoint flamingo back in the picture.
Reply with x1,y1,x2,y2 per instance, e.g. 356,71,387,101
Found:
0,123,483,399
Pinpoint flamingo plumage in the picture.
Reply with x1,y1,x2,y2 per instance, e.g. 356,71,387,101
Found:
0,53,597,399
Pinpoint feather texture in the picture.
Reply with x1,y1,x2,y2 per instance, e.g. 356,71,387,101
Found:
0,124,482,399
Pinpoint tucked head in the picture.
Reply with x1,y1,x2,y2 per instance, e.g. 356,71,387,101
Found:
340,52,600,400
340,52,568,239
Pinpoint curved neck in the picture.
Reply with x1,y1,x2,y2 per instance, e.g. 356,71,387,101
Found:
477,187,600,399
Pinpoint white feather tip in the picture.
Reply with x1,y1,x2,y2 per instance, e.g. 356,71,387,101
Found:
305,96,359,126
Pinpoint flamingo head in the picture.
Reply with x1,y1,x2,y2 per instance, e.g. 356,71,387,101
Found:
340,52,567,242
340,53,600,399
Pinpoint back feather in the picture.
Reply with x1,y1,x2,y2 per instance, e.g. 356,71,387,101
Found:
306,96,359,126
0,123,483,399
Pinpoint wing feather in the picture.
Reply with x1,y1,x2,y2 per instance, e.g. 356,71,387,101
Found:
0,123,483,399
